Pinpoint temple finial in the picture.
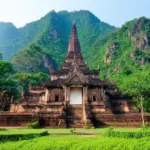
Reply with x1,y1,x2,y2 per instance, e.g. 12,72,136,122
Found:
68,23,81,53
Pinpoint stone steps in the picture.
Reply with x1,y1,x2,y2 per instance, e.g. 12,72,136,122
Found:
68,105,83,118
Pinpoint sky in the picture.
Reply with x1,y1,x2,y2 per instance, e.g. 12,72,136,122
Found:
0,0,149,28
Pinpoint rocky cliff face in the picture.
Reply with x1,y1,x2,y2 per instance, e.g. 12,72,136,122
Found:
130,20,148,50
129,19,150,66
87,17,150,80
105,18,150,68
104,43,116,64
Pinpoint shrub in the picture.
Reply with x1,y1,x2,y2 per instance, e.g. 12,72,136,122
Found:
27,121,40,129
70,128,76,134
0,128,7,131
0,131,48,142
104,128,150,139
40,131,48,136
105,127,113,132
83,125,89,129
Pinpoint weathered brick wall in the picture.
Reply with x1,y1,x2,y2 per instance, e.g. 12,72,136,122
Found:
92,113,150,127
10,104,25,113
0,113,36,126
48,88,64,102
0,112,149,127
88,88,103,102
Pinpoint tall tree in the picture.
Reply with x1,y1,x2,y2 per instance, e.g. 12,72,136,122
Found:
0,61,20,110
13,72,49,93
118,67,150,126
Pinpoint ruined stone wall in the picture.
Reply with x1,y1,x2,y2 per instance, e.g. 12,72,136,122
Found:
10,104,25,113
92,113,150,127
0,113,36,126
109,98,135,113
48,88,64,103
88,88,103,102
87,87,109,113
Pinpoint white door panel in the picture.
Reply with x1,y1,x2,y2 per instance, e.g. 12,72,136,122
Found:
70,88,82,104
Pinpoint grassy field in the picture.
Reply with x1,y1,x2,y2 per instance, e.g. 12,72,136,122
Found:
0,128,149,150
0,127,142,134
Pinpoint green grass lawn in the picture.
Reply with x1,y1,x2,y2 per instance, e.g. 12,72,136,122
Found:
0,127,142,135
0,128,149,150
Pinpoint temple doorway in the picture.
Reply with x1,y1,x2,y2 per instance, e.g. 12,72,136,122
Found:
70,87,82,104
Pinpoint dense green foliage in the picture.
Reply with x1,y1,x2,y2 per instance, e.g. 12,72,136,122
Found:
89,17,150,73
0,57,49,109
118,67,150,111
12,43,57,73
0,129,7,131
0,134,150,150
104,127,150,139
0,128,149,150
27,121,40,129
0,61,20,110
13,72,49,93
0,131,48,142
0,10,115,66
0,61,14,76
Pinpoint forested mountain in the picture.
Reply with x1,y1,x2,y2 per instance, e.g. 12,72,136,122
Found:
88,17,150,80
0,11,149,80
0,10,115,67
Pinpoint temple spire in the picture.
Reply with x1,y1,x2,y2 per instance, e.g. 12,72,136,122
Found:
68,23,81,53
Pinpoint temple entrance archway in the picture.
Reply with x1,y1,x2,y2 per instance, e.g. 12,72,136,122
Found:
70,87,82,104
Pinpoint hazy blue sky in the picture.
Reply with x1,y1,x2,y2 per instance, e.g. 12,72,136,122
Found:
0,0,149,27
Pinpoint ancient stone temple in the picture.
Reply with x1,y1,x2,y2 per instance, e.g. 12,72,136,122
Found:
1,23,149,127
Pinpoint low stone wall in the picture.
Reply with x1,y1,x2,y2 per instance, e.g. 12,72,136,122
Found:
0,112,37,126
0,112,149,127
93,113,150,127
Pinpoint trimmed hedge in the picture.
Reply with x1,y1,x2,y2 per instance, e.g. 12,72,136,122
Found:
104,128,150,139
0,128,7,131
0,131,48,142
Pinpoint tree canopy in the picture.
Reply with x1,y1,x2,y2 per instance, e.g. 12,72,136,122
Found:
13,72,49,93
0,60,49,110
12,43,56,74
0,61,19,110
117,65,150,111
